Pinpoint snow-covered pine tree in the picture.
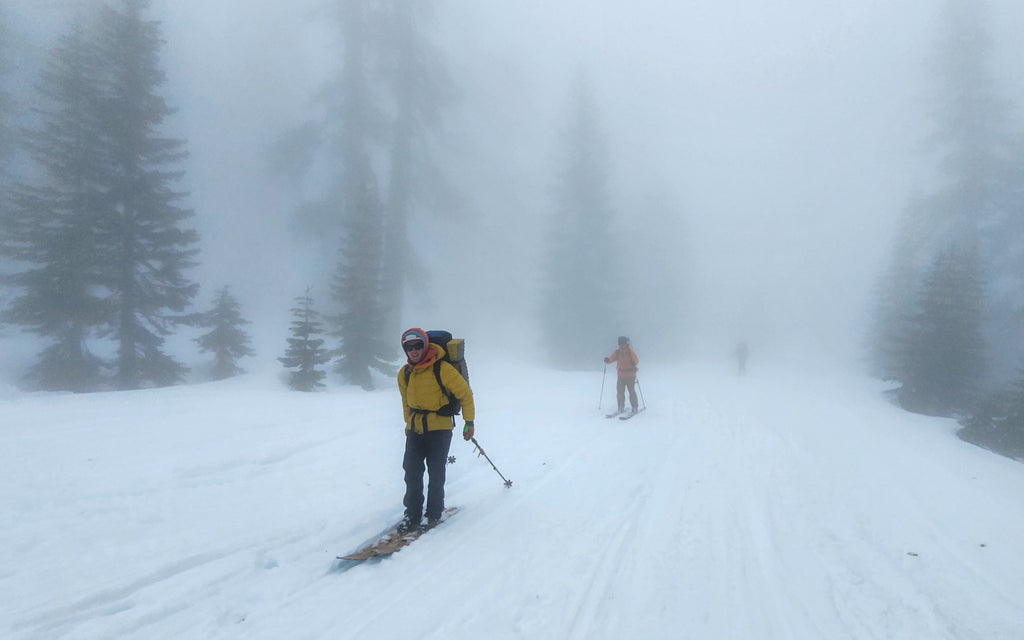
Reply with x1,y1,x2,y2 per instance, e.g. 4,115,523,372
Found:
0,19,108,391
897,243,987,416
540,75,620,369
93,0,200,389
279,288,331,392
194,286,254,380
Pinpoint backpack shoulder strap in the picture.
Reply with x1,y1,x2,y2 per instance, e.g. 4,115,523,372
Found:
433,360,457,404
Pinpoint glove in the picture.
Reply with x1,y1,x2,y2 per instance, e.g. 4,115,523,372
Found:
603,357,610,363
463,421,474,441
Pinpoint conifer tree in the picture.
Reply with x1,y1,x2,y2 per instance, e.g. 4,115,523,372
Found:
897,243,987,416
324,0,392,389
378,0,456,340
872,0,1022,391
924,0,1022,381
279,288,331,392
869,198,934,381
540,76,620,368
0,20,108,391
93,0,199,389
284,0,386,248
330,159,392,390
276,1,455,349
194,286,254,380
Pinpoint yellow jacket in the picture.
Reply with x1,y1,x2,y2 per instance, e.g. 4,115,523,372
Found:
398,343,475,434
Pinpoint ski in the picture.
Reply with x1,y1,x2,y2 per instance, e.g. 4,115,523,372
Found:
337,506,459,562
604,411,623,418
619,408,646,420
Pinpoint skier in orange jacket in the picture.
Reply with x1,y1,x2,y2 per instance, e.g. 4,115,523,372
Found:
604,336,639,415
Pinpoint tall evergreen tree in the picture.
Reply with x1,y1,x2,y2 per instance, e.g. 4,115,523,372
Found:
279,288,331,392
872,0,1023,391
94,0,199,389
0,20,108,391
326,0,391,389
284,0,386,247
897,243,987,416
378,0,456,340
924,0,1022,381
276,1,455,350
869,197,935,381
194,286,254,380
330,159,391,389
540,76,620,368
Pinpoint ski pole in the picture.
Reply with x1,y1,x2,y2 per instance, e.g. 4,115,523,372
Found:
470,437,512,488
636,376,647,409
599,362,608,410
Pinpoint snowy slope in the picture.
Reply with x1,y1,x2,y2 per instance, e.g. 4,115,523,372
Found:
2,360,1023,639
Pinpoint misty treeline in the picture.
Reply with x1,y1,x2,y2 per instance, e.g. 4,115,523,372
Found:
0,0,629,393
0,0,257,390
268,0,628,385
1,0,1023,455
869,0,1024,457
0,0,203,391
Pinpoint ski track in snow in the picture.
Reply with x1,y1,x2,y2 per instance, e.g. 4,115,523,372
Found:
2,362,1024,639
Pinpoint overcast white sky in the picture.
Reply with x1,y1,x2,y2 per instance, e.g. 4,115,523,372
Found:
6,0,1024,370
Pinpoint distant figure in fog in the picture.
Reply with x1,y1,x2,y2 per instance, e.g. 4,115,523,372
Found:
605,336,640,415
735,341,749,376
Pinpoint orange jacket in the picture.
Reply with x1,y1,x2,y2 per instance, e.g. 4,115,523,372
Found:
606,345,639,379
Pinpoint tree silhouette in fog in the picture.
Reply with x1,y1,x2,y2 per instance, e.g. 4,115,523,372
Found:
1,20,107,391
326,0,391,389
195,286,254,380
95,0,200,389
378,0,457,342
872,0,1023,396
896,244,987,416
1,0,200,391
540,76,620,369
280,288,331,392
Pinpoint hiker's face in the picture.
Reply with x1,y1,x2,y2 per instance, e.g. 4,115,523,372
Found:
404,341,426,363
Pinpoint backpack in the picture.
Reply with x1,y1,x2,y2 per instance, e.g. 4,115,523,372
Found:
404,330,470,417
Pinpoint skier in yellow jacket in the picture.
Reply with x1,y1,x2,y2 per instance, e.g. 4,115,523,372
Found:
605,335,639,415
397,328,475,533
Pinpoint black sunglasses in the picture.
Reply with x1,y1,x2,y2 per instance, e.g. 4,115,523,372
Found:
403,340,425,352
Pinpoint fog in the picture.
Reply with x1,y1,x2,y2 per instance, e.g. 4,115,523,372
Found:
5,0,1024,373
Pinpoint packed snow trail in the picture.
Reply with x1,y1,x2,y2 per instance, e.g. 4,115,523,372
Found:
2,360,1023,639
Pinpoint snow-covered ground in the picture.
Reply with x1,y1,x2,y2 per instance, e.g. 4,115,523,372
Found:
2,358,1023,639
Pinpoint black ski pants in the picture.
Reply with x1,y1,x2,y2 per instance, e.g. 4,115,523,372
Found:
403,428,453,521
